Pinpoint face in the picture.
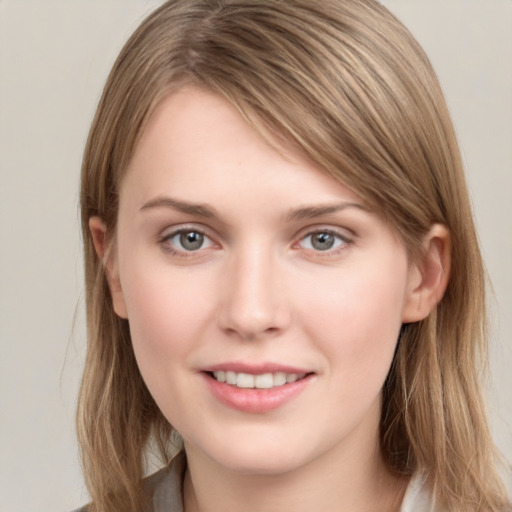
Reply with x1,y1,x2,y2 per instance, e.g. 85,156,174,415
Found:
105,87,424,475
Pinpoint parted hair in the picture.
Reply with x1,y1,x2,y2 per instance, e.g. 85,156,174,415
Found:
78,1,510,511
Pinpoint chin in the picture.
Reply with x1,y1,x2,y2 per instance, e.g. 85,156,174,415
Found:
217,452,306,476
186,434,312,476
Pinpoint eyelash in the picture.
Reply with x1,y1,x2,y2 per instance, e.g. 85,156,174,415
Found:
158,226,353,258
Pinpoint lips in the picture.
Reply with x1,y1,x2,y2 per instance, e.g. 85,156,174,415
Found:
201,363,314,413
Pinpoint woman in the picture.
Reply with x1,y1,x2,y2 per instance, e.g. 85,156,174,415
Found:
76,0,511,510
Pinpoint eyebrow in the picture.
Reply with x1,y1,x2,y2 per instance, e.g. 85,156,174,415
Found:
140,196,216,218
285,202,367,222
140,195,367,221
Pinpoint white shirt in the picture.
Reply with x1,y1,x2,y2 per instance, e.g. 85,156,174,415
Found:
400,473,436,512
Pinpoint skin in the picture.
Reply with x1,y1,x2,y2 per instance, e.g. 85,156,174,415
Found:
91,87,450,512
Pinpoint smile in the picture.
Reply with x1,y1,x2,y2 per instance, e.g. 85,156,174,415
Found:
202,364,315,413
212,371,307,389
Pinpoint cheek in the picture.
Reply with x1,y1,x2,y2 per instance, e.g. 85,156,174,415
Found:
297,255,408,380
117,253,215,376
118,266,218,430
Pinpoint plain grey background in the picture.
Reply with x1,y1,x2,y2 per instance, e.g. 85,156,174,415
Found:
0,1,511,511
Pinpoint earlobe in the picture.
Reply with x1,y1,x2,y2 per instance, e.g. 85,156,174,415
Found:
402,224,451,323
89,216,128,319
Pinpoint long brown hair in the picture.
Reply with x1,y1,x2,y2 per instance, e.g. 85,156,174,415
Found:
78,1,510,510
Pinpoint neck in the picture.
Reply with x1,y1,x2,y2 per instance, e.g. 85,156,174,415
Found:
182,419,407,512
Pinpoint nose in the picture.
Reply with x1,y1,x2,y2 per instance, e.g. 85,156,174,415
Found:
217,246,290,341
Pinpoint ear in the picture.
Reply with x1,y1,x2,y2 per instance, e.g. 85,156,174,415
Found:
89,216,128,319
402,224,451,323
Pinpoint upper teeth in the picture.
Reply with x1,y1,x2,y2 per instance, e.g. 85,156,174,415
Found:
213,371,306,389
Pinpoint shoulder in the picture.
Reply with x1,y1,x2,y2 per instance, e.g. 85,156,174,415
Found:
147,451,187,511
70,451,187,512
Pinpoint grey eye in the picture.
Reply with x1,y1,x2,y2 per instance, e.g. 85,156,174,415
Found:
161,228,214,255
310,232,335,250
178,231,205,251
299,231,345,252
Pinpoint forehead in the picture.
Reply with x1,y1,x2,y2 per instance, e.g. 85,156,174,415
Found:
121,86,366,214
